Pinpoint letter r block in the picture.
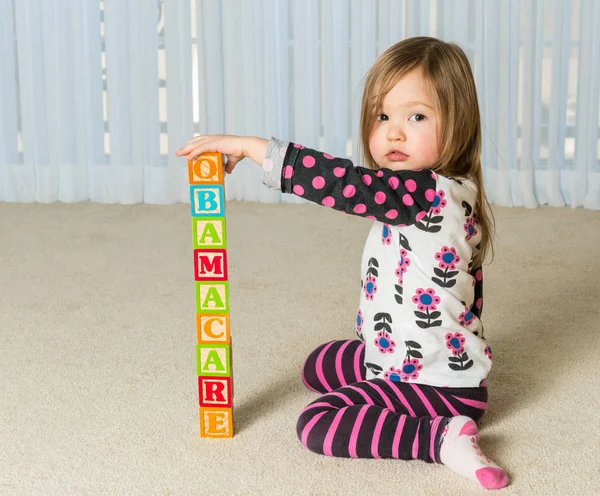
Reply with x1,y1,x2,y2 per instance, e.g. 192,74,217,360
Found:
200,407,233,438
199,376,232,408
190,185,225,217
194,249,228,281
189,153,223,185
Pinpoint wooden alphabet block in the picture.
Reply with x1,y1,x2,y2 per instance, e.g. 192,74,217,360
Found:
196,281,229,314
200,407,233,438
188,153,223,185
194,249,228,281
197,343,231,377
190,185,225,217
197,314,230,344
192,217,226,249
199,376,232,408
189,152,234,438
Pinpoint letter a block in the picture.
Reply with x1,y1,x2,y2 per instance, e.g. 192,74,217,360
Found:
192,218,226,249
197,344,231,377
188,152,233,438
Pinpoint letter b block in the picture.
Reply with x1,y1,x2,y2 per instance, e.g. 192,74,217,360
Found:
190,185,225,217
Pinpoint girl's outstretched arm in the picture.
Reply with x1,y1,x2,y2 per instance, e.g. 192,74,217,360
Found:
263,138,437,227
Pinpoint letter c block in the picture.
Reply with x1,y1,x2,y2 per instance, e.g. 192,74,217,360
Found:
197,314,230,344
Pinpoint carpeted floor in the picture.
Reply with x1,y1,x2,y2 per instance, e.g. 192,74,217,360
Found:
1,201,599,496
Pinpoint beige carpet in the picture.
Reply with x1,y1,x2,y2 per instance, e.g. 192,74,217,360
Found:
1,201,599,496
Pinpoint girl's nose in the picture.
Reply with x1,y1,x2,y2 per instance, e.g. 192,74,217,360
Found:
387,126,406,141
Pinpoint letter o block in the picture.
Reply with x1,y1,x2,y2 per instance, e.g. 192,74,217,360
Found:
189,153,223,185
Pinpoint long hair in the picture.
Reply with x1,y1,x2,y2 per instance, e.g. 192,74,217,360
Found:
358,36,494,267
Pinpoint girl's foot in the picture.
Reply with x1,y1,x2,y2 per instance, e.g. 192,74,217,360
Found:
439,416,509,489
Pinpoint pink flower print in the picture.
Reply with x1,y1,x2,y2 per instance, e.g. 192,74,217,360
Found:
384,366,402,382
381,224,392,245
363,274,377,300
412,288,441,312
435,246,461,271
445,332,466,357
374,331,396,354
394,249,410,283
459,307,475,327
484,345,493,360
356,310,363,335
429,190,447,215
400,358,423,381
464,217,478,241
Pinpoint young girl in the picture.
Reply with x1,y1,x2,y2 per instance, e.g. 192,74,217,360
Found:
176,37,508,490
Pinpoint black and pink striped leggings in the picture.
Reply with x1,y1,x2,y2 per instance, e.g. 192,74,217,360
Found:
297,340,488,463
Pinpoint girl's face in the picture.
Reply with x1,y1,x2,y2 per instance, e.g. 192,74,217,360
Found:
368,69,440,171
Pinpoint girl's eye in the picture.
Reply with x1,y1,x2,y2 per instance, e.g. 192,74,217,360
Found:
376,113,389,121
409,113,426,122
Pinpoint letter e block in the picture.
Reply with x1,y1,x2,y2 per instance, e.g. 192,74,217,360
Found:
199,376,232,408
200,407,233,438
189,153,223,185
190,185,224,217
194,249,228,281
192,218,226,249
197,343,231,376
196,282,229,314
197,314,230,344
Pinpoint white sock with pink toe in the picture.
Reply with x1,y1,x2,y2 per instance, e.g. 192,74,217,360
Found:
439,416,509,490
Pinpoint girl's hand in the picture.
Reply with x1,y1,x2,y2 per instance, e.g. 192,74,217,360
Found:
175,134,246,174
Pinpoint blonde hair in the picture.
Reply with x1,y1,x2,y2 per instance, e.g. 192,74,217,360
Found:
359,36,494,267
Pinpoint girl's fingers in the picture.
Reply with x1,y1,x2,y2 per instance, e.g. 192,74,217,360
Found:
176,136,208,156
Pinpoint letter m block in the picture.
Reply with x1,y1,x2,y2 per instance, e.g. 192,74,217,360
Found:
194,249,228,281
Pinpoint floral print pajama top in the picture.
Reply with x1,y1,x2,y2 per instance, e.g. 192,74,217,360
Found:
262,138,492,388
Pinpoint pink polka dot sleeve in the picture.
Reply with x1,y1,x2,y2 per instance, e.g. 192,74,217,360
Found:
265,140,438,227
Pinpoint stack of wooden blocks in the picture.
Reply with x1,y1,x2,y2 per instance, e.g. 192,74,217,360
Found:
188,153,233,438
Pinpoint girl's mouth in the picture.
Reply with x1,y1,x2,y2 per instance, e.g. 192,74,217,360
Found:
386,150,408,161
